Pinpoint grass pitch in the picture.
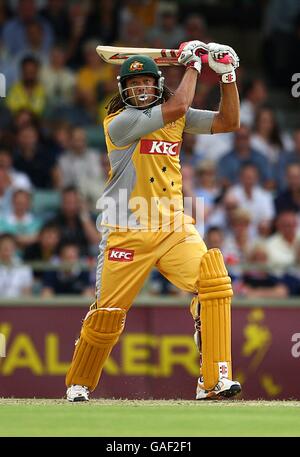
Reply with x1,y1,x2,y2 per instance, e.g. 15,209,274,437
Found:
0,399,299,437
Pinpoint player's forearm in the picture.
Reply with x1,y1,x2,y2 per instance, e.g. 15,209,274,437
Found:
217,82,240,131
174,68,199,110
162,68,198,123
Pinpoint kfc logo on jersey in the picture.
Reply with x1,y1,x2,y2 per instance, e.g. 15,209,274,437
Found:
140,139,181,156
108,248,134,262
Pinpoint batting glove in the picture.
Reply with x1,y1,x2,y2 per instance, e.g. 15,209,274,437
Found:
178,40,207,74
207,42,239,83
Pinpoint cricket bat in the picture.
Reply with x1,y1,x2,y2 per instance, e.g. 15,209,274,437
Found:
96,45,232,66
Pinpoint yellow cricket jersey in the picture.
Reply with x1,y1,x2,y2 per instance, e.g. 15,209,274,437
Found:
99,104,214,229
6,82,46,115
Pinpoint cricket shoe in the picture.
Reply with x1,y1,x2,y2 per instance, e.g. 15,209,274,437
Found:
196,377,241,400
66,385,90,402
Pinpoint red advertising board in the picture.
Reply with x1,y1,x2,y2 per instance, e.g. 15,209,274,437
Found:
0,304,299,399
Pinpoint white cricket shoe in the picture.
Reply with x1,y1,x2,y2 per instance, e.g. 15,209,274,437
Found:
66,385,90,402
196,377,241,400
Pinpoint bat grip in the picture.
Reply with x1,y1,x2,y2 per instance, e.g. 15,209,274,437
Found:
201,54,232,64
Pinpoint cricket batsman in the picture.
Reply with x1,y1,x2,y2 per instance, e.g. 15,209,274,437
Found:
66,40,242,401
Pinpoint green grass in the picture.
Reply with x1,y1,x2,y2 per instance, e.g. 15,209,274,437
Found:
0,399,299,437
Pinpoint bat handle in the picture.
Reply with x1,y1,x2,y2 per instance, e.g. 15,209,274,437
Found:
175,47,232,65
201,54,232,64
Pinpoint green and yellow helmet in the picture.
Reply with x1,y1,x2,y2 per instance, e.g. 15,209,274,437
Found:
117,55,164,108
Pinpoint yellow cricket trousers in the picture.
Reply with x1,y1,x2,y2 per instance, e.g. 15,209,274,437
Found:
95,223,207,310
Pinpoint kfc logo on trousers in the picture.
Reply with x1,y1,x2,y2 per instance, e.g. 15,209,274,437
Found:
140,139,180,156
108,248,134,261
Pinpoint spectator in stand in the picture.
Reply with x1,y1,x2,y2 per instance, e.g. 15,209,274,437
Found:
226,162,274,234
217,124,273,188
183,14,210,44
277,127,300,188
240,78,268,128
194,160,220,221
0,188,41,248
265,210,300,274
0,49,17,93
41,241,93,296
65,1,90,70
256,219,274,243
275,162,300,216
181,163,210,237
183,14,216,87
14,19,50,67
40,0,70,42
289,12,300,77
204,226,224,250
76,40,114,102
207,191,240,235
146,2,184,48
262,0,300,87
222,208,253,279
119,0,157,30
194,129,234,163
58,126,105,208
119,16,146,48
2,0,53,57
6,56,46,116
23,221,61,280
11,108,38,131
11,109,62,160
40,45,76,107
0,146,32,190
84,0,120,44
0,111,15,149
181,133,200,167
51,84,99,126
48,186,100,256
0,168,13,216
50,121,72,153
0,3,17,89
235,243,288,298
283,241,300,296
250,106,292,164
0,233,33,297
13,124,59,188
0,21,49,89
0,2,12,41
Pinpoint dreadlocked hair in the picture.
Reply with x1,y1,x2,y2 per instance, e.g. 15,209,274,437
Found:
105,86,174,115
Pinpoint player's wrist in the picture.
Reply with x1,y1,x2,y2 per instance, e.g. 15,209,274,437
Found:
186,61,201,74
220,69,236,84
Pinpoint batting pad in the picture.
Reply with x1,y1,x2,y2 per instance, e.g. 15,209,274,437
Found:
66,308,126,391
198,249,233,391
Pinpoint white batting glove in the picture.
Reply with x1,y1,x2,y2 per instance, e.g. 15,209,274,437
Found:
207,42,239,83
178,40,207,74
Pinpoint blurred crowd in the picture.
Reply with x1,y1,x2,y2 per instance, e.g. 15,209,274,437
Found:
0,0,300,299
